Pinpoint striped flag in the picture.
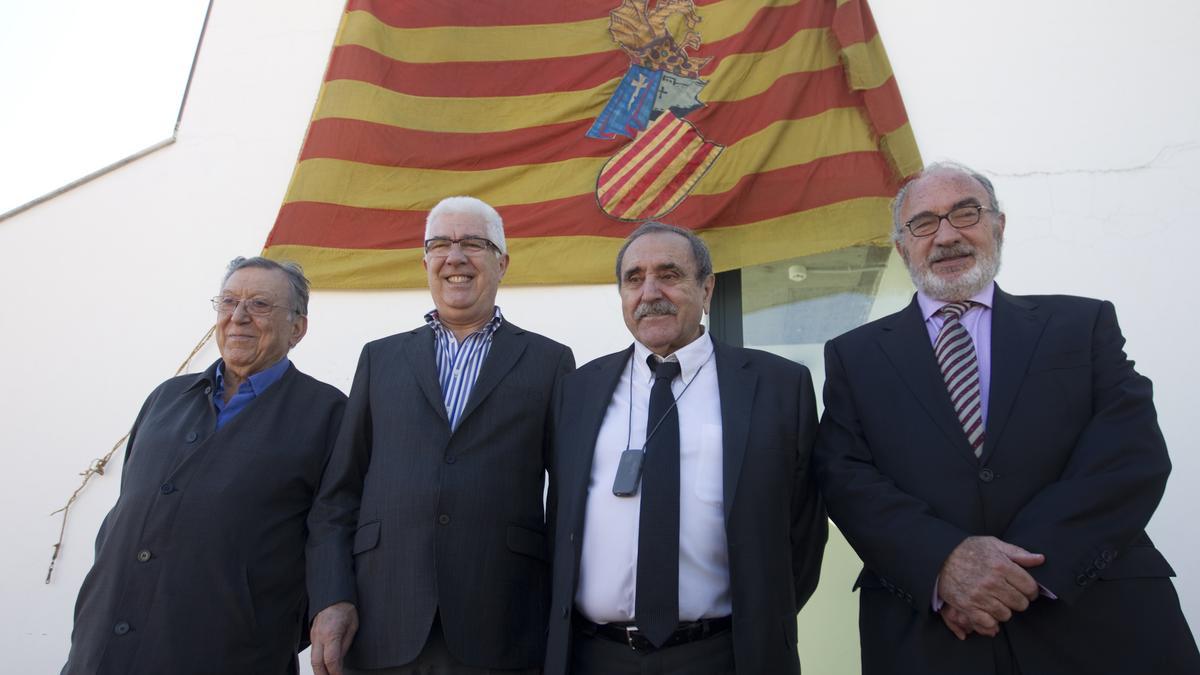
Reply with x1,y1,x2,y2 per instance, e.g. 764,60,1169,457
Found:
263,0,921,288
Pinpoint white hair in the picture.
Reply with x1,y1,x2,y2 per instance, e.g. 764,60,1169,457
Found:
891,161,1002,244
424,196,507,254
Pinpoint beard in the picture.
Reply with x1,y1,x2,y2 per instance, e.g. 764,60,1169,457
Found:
902,227,1003,302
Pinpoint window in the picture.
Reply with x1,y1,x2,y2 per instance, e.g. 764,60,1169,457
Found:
711,244,915,675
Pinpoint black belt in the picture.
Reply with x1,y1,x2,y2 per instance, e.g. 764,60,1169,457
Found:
574,615,732,652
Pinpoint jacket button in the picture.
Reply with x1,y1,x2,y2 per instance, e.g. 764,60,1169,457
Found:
569,532,575,543
204,386,212,395
160,482,176,495
438,514,451,525
444,455,456,464
1076,574,1089,586
186,431,198,443
136,549,152,563
562,606,569,618
113,621,131,635
978,468,995,483
1102,549,1116,561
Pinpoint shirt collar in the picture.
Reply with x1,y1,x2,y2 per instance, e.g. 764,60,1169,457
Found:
424,305,504,338
632,328,713,383
215,356,291,396
917,282,995,322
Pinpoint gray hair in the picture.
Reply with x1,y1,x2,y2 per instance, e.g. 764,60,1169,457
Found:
891,161,1002,243
425,196,507,254
222,256,310,317
615,221,714,284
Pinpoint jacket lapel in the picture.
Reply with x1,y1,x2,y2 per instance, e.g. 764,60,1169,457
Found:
980,288,1046,463
402,326,449,425
714,341,755,521
877,297,980,465
565,348,631,529
456,321,527,429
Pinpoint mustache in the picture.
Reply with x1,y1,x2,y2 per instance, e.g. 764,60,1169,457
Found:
634,300,679,320
928,243,975,263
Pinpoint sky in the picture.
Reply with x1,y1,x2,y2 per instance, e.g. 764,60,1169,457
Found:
0,0,210,215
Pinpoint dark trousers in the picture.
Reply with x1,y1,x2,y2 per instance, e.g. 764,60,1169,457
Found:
346,614,540,675
569,623,736,675
994,628,1020,675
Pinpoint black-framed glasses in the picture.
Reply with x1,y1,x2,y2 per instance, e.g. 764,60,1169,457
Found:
905,204,993,237
423,236,500,257
211,296,291,316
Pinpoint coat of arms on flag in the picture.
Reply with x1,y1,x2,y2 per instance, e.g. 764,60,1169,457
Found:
589,0,723,221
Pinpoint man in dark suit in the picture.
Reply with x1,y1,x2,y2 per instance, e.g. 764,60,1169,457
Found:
306,197,574,675
544,222,826,675
63,256,346,675
814,162,1200,674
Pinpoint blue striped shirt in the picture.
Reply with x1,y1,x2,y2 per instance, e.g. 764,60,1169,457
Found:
425,306,504,430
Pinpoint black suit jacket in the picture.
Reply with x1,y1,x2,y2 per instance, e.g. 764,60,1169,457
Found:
64,361,346,675
814,288,1200,674
306,320,573,670
545,340,827,675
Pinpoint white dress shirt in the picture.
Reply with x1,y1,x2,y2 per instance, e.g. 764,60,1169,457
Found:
575,332,732,624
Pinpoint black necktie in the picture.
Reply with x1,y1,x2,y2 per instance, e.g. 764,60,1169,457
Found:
636,355,682,647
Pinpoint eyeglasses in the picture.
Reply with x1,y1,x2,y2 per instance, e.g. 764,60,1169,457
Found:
423,236,500,257
211,296,291,316
904,204,993,237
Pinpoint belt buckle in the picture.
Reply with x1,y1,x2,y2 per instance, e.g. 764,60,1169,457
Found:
624,625,640,650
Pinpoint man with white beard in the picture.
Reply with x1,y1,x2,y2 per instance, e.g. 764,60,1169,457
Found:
813,162,1199,674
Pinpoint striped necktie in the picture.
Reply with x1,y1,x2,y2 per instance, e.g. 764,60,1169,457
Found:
936,302,985,456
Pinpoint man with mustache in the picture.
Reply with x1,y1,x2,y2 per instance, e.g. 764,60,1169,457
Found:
306,196,574,675
544,222,827,675
814,162,1199,674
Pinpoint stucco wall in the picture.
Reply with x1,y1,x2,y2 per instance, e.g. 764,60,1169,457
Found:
1,1,1196,672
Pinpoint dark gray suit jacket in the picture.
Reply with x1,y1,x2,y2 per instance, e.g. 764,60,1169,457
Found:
64,361,346,675
814,288,1200,674
307,320,573,670
545,340,827,675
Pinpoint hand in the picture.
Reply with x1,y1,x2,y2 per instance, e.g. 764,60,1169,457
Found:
939,604,980,640
937,536,1044,634
311,602,358,675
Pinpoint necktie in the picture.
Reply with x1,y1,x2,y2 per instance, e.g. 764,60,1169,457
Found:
636,356,682,647
936,302,985,456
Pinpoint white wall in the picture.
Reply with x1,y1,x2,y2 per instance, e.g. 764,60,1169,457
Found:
1,1,1196,672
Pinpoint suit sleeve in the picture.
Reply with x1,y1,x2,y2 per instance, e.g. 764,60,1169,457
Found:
544,346,576,559
305,344,374,620
791,366,828,608
813,339,970,612
1001,300,1170,603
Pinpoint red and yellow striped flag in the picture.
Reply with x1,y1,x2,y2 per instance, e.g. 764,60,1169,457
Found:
263,0,921,288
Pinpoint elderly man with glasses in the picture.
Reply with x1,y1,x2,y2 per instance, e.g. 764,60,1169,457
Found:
63,257,347,675
307,196,574,675
813,162,1200,674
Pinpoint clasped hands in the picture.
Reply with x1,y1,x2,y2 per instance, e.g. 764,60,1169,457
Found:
936,536,1045,641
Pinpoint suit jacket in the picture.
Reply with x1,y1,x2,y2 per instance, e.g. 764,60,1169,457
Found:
814,287,1200,674
545,340,827,675
306,320,574,670
63,361,346,675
